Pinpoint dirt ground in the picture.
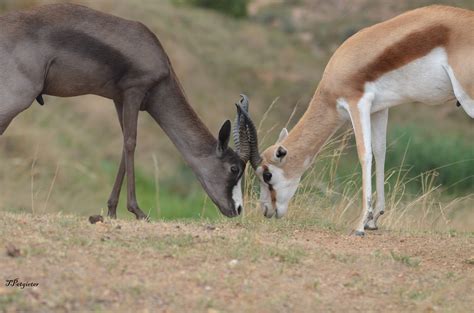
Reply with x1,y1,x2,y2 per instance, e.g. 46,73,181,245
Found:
1,212,473,312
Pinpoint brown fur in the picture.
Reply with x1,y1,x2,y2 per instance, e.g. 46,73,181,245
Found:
263,89,342,179
323,5,474,101
354,25,450,91
261,5,474,180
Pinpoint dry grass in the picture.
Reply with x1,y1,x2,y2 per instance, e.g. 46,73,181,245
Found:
0,0,323,219
1,212,473,312
0,1,473,311
241,104,473,234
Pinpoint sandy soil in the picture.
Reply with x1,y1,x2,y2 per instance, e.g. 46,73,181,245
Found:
1,212,473,312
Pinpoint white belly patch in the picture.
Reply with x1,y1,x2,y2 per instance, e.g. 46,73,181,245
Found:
364,47,456,113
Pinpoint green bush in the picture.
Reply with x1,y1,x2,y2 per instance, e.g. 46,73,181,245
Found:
386,125,474,194
175,0,249,18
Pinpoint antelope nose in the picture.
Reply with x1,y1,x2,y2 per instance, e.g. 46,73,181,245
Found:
235,205,242,216
263,203,274,218
263,172,272,183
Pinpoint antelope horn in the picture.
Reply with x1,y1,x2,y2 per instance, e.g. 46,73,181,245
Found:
233,94,250,163
235,104,251,163
236,100,262,170
232,94,249,152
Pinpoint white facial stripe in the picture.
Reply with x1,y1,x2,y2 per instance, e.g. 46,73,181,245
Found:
231,178,243,209
267,164,284,185
266,164,301,217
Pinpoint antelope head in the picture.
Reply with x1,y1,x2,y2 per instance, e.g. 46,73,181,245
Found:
206,94,259,217
236,106,300,219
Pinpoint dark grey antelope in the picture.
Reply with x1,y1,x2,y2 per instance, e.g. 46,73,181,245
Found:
0,4,259,219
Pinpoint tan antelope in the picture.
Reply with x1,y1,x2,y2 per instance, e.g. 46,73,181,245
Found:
240,5,474,236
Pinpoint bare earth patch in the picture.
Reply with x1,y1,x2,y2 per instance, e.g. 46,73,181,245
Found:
1,212,473,312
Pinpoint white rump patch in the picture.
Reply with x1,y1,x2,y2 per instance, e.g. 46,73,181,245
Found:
443,64,474,118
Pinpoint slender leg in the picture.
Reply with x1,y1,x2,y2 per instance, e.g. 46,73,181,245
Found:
0,98,35,135
365,109,388,230
122,89,147,220
346,93,375,236
0,124,7,135
106,101,126,219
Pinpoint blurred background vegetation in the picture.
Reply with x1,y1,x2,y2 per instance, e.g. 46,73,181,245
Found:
0,0,472,230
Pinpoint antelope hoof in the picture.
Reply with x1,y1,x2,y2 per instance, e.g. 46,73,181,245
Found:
364,224,378,231
364,219,378,231
129,207,148,221
136,213,150,221
354,230,365,237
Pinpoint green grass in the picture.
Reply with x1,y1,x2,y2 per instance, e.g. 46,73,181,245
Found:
386,124,474,194
3,212,473,312
0,0,472,228
390,251,421,267
108,166,218,220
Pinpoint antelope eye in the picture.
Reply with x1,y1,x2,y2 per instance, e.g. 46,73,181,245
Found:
263,171,272,183
230,165,239,174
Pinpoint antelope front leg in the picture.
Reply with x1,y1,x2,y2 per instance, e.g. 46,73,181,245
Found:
365,108,388,230
122,89,147,220
107,150,125,218
346,93,375,236
107,102,125,219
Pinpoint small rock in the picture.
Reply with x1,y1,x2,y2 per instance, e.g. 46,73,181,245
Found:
228,259,239,268
204,285,212,291
6,243,21,258
206,225,216,231
115,225,122,230
0,286,14,295
465,257,474,265
89,215,104,224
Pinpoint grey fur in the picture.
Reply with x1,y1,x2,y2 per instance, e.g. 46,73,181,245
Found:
0,3,246,218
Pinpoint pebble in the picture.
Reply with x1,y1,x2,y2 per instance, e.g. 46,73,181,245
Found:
229,259,239,267
5,243,21,258
89,215,104,224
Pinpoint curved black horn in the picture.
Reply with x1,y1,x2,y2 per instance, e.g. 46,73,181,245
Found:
239,94,250,113
235,104,250,163
236,101,262,170
233,95,248,153
233,94,251,163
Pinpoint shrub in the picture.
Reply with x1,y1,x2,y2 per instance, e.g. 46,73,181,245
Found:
386,124,474,194
174,0,249,18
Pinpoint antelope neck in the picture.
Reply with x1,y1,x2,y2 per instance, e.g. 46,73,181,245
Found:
281,91,342,175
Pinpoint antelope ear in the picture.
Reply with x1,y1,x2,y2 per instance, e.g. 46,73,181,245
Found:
274,145,288,162
217,120,231,156
277,128,288,143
